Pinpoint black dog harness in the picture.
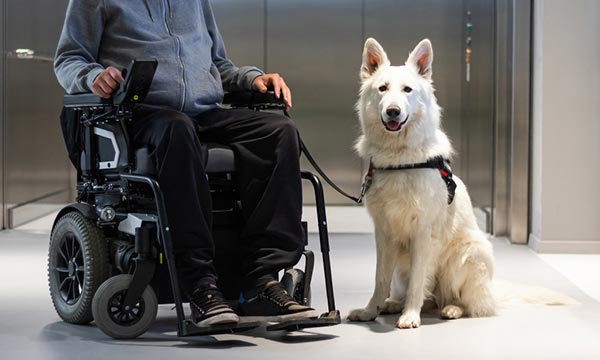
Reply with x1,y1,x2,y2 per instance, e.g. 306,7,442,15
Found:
298,131,456,206
358,156,457,205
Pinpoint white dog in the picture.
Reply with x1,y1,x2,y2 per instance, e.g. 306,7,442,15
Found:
348,38,496,329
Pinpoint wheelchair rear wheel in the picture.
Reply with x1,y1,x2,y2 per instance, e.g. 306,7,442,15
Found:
48,211,110,324
281,268,311,306
92,274,158,339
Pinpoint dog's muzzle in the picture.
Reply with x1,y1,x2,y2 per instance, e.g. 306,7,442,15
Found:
381,114,409,132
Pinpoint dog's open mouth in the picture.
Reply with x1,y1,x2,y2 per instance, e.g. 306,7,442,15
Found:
382,115,409,132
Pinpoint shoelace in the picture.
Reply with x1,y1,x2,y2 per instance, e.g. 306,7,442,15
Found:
263,283,297,308
192,289,230,313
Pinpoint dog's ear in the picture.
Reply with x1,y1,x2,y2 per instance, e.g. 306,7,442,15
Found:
406,39,433,79
361,38,390,80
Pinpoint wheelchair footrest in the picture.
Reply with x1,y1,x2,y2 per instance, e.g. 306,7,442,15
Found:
266,310,341,332
180,320,261,337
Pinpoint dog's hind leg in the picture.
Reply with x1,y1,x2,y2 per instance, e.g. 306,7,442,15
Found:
441,242,495,318
459,254,495,317
440,305,464,319
348,230,396,322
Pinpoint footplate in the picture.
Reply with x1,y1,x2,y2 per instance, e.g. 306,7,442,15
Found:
266,310,341,332
179,320,261,337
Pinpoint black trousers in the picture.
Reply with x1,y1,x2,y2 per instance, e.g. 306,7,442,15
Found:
129,106,304,293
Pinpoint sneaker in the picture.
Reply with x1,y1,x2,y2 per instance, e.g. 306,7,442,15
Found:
241,281,320,320
190,287,239,327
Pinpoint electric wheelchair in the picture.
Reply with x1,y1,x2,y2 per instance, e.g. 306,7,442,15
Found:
48,60,340,339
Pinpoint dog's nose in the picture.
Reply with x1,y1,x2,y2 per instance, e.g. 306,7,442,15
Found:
386,107,401,118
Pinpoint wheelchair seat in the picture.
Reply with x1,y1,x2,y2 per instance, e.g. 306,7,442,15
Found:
133,144,236,176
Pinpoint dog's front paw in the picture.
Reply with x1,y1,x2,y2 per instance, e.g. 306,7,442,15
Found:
348,308,378,322
397,311,421,329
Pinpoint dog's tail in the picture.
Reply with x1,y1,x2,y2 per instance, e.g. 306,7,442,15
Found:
493,279,579,307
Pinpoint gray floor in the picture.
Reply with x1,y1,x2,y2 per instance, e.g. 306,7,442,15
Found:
1,229,600,360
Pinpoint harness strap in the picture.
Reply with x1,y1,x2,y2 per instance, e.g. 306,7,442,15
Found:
372,156,457,205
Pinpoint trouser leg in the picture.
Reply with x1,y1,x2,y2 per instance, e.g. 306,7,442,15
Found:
130,106,217,293
195,108,304,291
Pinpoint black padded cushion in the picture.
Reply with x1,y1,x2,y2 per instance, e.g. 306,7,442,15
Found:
205,144,236,173
133,144,235,176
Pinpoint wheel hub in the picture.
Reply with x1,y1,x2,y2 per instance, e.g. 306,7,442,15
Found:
108,291,145,326
68,260,76,277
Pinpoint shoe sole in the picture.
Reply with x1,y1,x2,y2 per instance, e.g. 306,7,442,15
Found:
194,312,240,328
275,309,320,322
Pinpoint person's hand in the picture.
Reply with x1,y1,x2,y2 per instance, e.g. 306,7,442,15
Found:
252,73,292,108
91,67,125,99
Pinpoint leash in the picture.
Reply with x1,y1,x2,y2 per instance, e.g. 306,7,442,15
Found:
282,109,362,204
283,109,456,205
299,138,363,204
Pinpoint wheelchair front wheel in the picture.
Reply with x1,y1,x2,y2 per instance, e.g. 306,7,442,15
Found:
92,274,158,339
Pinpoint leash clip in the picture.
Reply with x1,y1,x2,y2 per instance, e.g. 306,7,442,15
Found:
357,161,375,204
357,174,372,204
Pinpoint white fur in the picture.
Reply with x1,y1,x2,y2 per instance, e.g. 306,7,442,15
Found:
348,38,496,329
348,38,576,329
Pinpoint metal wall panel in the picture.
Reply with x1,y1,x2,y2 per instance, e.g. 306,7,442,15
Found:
509,0,531,244
266,0,364,204
1,0,5,229
494,0,513,236
3,0,70,227
462,0,495,214
211,0,265,71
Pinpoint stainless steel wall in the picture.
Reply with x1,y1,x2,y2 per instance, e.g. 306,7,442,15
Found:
1,0,6,229
2,0,71,228
462,0,496,226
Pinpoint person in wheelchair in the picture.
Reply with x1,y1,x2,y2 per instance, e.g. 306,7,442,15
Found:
55,0,317,328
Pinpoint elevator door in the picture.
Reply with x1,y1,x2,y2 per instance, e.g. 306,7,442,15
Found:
2,0,71,228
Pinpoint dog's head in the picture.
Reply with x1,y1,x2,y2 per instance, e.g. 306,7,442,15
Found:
358,38,437,135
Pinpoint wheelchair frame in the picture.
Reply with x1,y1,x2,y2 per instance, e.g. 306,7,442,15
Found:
53,61,340,337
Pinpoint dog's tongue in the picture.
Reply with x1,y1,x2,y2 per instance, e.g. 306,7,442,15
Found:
386,120,401,131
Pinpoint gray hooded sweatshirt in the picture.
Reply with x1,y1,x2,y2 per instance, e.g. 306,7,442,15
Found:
54,0,264,116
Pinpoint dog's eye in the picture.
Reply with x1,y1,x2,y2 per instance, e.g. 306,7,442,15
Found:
378,85,388,92
403,86,413,93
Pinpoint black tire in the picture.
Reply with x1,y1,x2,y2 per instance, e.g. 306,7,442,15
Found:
281,268,311,306
48,211,110,324
92,274,158,339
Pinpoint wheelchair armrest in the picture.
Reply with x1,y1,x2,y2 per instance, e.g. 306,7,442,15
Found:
63,93,113,108
63,59,158,109
223,91,286,109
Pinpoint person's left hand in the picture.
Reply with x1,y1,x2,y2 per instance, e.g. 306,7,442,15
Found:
252,73,292,108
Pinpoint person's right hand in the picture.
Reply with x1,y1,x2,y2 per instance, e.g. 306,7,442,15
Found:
91,67,125,98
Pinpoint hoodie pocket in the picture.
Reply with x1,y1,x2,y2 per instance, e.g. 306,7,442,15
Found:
208,64,224,97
